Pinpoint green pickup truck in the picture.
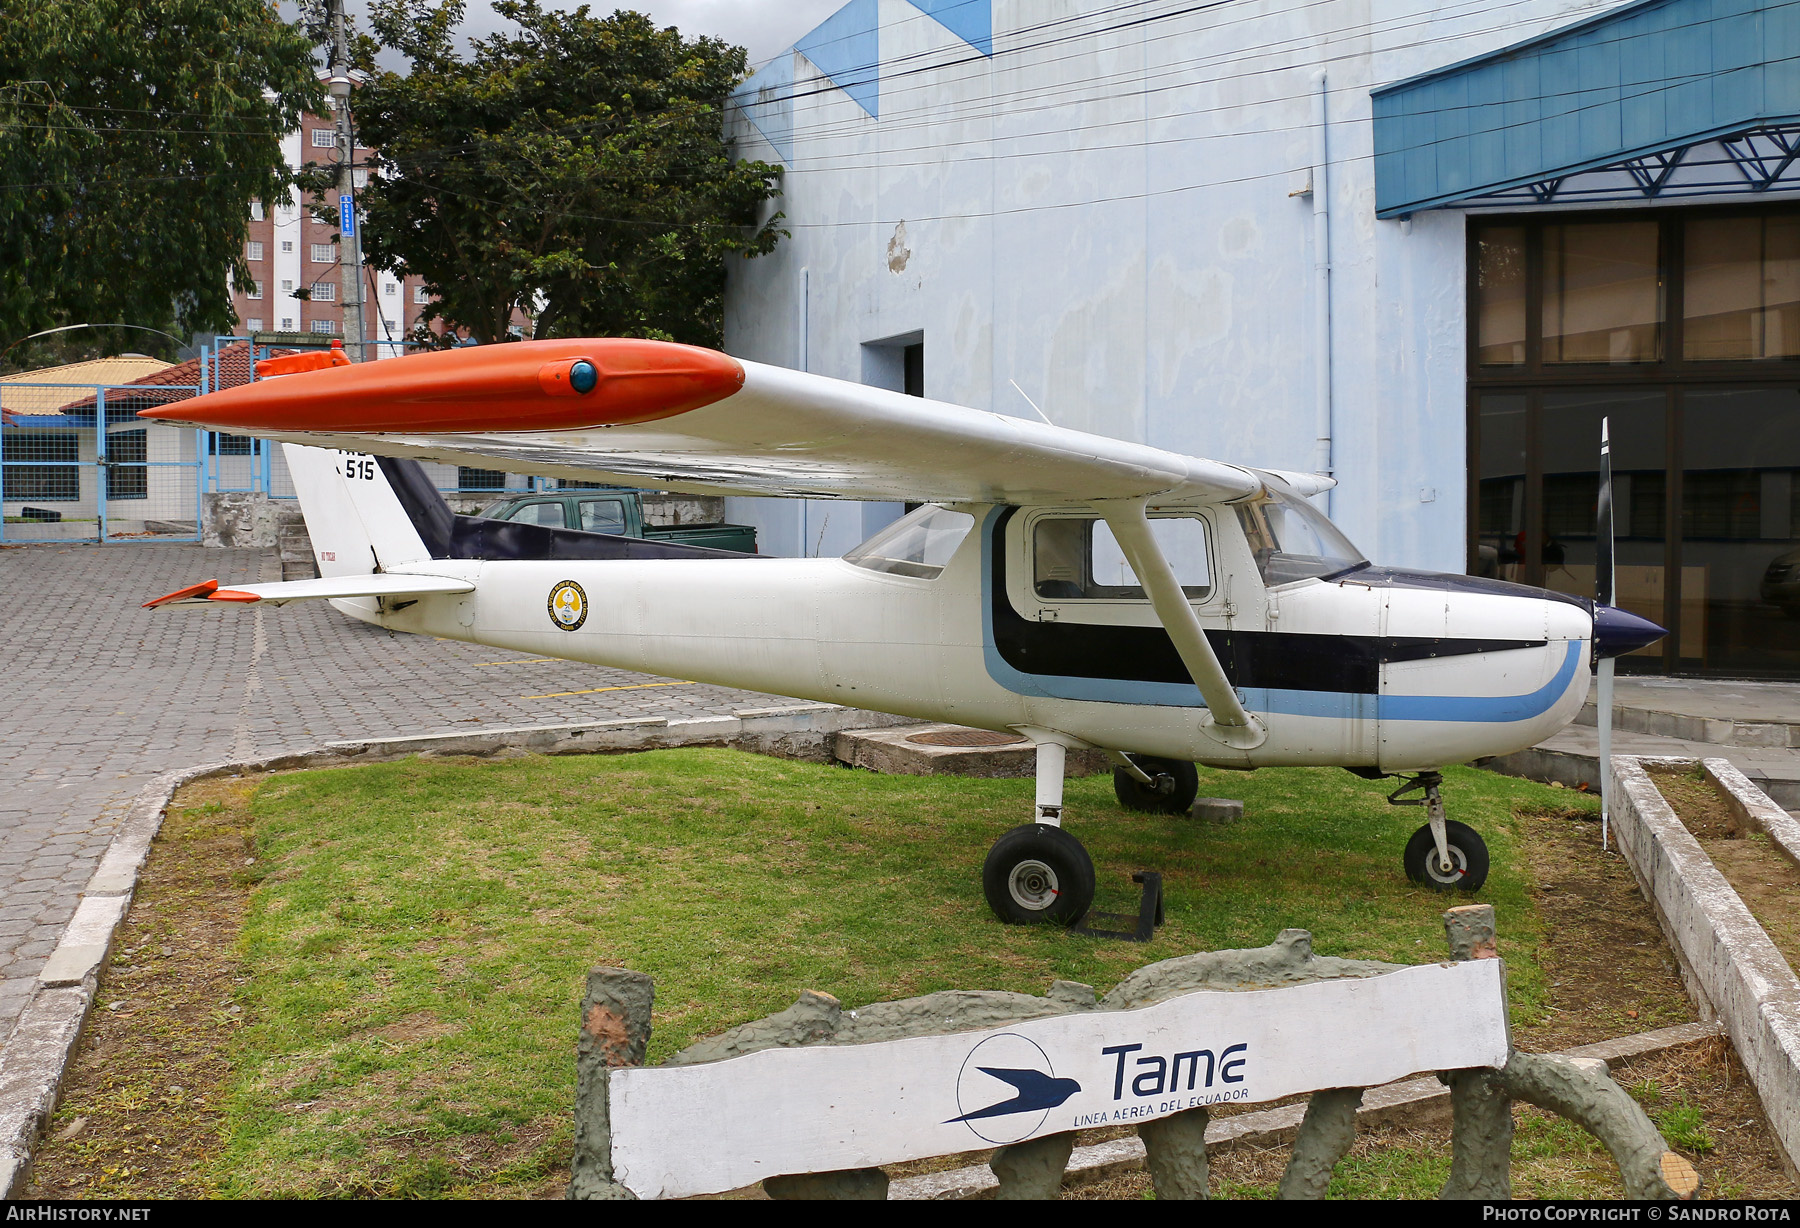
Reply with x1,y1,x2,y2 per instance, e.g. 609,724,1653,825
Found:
476,490,758,555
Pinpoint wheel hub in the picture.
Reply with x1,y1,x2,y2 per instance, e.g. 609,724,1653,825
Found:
1008,859,1061,911
1425,847,1468,886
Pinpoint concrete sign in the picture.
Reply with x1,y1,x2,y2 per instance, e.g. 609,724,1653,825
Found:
607,959,1508,1199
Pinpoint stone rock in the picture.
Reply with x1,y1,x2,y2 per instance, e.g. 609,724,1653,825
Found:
1102,930,1404,1009
668,989,842,1066
1189,797,1245,823
1140,1106,1211,1199
764,1168,889,1199
991,1132,1075,1199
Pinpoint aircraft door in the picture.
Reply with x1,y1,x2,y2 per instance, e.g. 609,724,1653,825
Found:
991,507,1232,708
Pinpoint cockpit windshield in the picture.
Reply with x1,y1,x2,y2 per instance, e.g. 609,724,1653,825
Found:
1235,481,1366,586
843,504,975,579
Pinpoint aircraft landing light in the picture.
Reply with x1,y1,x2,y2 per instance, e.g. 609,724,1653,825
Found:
524,680,697,700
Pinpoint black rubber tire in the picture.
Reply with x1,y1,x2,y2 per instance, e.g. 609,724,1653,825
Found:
982,824,1096,926
1112,755,1200,814
1403,820,1490,892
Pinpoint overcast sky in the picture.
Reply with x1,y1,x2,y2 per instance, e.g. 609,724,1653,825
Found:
324,1,845,73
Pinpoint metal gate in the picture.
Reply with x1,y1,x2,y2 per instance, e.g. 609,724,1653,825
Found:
0,383,204,544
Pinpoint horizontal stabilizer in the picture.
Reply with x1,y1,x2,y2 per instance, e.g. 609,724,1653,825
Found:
143,573,473,610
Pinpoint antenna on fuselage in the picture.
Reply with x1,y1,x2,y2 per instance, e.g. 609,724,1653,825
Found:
1008,380,1054,426
1597,417,1615,851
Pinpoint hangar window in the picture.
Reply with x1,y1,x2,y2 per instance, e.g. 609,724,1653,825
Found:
1032,515,1211,600
844,503,973,579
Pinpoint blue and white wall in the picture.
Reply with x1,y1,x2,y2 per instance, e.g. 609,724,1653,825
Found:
721,0,1631,569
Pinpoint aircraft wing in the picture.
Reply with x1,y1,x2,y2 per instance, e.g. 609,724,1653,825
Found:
138,339,1267,506
143,573,474,610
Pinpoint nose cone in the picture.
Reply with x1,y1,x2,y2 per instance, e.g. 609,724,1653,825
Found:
1593,604,1667,659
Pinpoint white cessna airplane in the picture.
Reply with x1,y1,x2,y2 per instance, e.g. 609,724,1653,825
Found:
141,339,1664,926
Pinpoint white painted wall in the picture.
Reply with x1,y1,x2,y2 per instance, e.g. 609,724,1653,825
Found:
724,0,1630,568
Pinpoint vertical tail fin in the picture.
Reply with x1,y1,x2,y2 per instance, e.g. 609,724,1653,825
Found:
281,443,434,576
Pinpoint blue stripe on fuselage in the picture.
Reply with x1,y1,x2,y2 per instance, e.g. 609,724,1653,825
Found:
978,507,1582,724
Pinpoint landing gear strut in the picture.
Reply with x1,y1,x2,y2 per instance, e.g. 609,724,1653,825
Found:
982,739,1096,925
1388,770,1490,892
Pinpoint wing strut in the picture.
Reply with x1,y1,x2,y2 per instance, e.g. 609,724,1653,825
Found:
1096,500,1267,750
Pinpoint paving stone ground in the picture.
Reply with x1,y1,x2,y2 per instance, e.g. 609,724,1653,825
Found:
0,541,787,1048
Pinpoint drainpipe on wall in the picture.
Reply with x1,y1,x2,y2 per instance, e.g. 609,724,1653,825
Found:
1311,69,1335,516
800,266,811,555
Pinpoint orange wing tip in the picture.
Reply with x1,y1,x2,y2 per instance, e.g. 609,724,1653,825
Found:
208,589,262,603
139,338,744,432
143,579,220,608
255,340,353,379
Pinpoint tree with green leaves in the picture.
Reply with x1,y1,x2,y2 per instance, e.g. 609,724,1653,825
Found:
0,0,322,369
348,0,784,348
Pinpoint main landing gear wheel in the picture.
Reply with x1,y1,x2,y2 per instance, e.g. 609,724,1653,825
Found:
1112,755,1199,815
1403,820,1490,892
982,824,1096,926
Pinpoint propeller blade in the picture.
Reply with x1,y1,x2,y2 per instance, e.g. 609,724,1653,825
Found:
1596,416,1615,609
1596,415,1615,850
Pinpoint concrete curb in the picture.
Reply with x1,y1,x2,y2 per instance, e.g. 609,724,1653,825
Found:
0,701,914,1197
1704,758,1800,873
1480,742,1800,810
1575,702,1800,750
889,1021,1724,1199
1609,755,1800,1176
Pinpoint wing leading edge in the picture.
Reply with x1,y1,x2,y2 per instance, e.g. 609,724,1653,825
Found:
139,339,1266,507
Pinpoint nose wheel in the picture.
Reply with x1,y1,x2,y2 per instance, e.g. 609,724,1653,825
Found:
1388,771,1489,892
1402,819,1489,890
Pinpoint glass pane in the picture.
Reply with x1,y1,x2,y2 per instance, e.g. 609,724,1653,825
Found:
1234,485,1364,586
1475,226,1526,365
1684,215,1800,360
1680,388,1800,673
510,501,565,528
1541,390,1667,664
1542,222,1662,363
2,432,80,501
843,504,974,579
1032,516,1211,599
1475,394,1526,579
579,500,627,534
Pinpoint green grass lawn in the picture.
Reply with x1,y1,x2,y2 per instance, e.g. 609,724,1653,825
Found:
203,749,1578,1197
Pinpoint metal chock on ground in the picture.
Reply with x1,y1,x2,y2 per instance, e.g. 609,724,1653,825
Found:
1072,870,1164,942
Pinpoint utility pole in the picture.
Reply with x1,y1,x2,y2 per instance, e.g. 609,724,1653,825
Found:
326,0,366,360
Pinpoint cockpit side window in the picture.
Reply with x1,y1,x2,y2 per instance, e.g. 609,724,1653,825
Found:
1032,515,1212,600
1235,483,1366,586
843,504,975,579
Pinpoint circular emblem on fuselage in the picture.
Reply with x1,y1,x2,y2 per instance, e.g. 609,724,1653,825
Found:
548,580,588,631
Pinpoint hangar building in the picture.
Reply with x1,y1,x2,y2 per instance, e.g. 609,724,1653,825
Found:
722,0,1800,679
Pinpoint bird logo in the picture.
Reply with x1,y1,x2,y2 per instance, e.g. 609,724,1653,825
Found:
949,1033,1081,1144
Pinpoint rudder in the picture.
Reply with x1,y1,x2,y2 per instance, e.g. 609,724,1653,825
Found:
281,443,434,577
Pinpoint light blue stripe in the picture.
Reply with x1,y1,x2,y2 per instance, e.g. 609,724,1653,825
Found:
978,508,1582,724
1376,639,1583,724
